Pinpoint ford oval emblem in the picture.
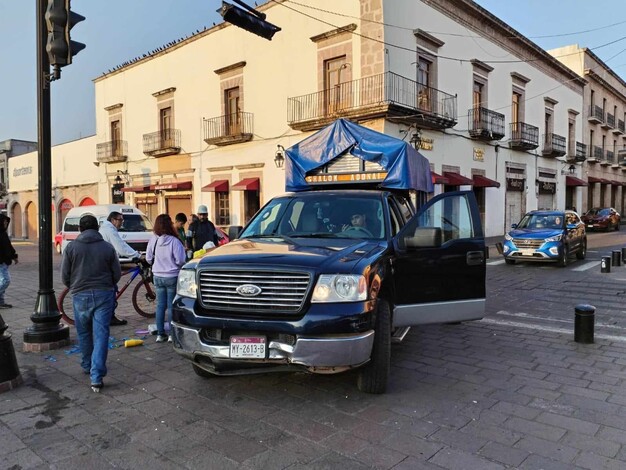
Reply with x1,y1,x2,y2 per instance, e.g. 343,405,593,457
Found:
236,284,262,297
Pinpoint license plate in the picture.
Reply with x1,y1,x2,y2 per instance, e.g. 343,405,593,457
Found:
520,249,535,256
230,336,266,359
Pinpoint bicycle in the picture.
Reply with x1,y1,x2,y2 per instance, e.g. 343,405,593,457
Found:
58,261,156,325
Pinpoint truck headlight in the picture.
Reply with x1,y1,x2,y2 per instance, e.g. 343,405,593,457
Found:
311,274,367,303
177,269,197,298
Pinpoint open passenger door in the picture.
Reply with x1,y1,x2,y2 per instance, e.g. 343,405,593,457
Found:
392,190,485,327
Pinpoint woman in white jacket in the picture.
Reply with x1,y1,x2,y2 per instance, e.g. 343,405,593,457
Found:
146,214,186,343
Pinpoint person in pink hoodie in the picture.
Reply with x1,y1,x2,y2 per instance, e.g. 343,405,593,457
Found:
146,214,186,343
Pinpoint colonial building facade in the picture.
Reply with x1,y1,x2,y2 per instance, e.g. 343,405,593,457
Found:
550,44,626,212
11,0,622,240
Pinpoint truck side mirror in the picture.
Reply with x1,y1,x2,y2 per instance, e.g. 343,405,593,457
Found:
404,227,442,249
228,225,243,240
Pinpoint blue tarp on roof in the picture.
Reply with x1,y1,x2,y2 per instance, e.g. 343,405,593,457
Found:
285,119,434,193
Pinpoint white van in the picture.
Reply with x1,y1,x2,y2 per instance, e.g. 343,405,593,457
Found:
60,204,153,256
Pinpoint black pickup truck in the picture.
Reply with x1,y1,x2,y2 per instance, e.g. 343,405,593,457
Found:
171,119,486,393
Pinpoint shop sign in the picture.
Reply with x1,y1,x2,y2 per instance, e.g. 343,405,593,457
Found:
506,178,525,192
112,183,125,203
419,138,433,151
13,166,32,176
538,180,556,194
473,148,485,162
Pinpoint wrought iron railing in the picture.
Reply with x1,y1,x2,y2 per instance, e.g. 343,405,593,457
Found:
203,111,253,142
96,140,127,162
606,150,615,163
142,129,181,154
617,146,626,159
592,145,604,160
287,71,457,124
607,113,616,129
509,122,539,147
542,133,566,155
619,120,625,133
468,107,505,139
588,105,604,122
575,142,587,161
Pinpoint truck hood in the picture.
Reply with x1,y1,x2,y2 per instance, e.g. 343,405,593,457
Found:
194,237,386,272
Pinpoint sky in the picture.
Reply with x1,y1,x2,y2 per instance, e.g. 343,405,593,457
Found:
2,1,626,146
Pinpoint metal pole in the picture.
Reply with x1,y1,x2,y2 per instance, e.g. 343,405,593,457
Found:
23,0,69,348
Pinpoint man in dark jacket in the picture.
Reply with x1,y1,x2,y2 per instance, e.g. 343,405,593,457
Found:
61,215,121,393
0,214,18,308
187,205,219,251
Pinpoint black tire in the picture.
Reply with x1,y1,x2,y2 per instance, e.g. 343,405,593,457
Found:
576,239,587,260
504,258,516,265
132,280,157,318
58,288,75,325
357,298,391,394
558,245,569,267
192,363,214,378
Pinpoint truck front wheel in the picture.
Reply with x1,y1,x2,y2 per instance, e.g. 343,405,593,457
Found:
192,363,214,378
357,298,391,394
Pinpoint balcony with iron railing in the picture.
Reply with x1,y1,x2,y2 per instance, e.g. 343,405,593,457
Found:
587,145,604,163
605,149,615,167
574,142,587,162
96,140,128,163
142,129,181,157
606,113,616,130
468,107,505,141
287,71,457,131
587,105,604,124
615,119,625,135
541,133,566,157
203,111,253,146
618,145,626,161
509,122,539,150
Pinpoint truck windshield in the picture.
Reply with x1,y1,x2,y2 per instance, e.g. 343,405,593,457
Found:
239,195,385,240
118,215,154,232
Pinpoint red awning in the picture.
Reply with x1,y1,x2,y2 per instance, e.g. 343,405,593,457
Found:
443,172,474,186
121,185,151,193
201,180,229,192
431,171,449,185
232,177,260,191
565,176,588,187
587,176,610,184
150,181,192,191
472,175,501,188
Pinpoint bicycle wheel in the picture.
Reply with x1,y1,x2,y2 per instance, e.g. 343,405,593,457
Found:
58,288,75,325
132,279,156,318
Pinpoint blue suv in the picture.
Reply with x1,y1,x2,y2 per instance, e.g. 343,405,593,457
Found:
503,210,586,267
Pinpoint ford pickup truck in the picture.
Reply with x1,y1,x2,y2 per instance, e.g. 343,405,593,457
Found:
171,119,486,393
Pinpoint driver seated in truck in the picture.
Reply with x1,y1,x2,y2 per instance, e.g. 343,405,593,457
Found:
341,212,374,237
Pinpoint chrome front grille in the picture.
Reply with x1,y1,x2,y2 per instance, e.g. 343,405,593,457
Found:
198,270,311,314
512,238,544,249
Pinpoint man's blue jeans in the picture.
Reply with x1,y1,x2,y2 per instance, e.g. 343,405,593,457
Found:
73,289,115,385
0,263,10,305
154,276,177,336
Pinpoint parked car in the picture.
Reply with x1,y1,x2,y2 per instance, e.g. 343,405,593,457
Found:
502,210,586,267
54,231,63,254
581,207,620,231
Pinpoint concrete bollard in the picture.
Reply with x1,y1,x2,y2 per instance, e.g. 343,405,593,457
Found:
612,250,621,267
601,256,611,273
0,314,22,393
574,304,595,344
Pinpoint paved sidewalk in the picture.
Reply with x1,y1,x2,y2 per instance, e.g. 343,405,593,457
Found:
1,245,626,469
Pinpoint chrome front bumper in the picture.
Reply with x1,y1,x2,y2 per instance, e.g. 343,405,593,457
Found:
171,322,374,372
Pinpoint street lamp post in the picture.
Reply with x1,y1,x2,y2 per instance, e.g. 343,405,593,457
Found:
23,0,70,350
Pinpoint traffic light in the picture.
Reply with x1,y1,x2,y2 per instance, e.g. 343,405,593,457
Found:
218,1,281,41
45,0,85,67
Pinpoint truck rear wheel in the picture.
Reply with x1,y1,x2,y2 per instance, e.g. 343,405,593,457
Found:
357,298,391,394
